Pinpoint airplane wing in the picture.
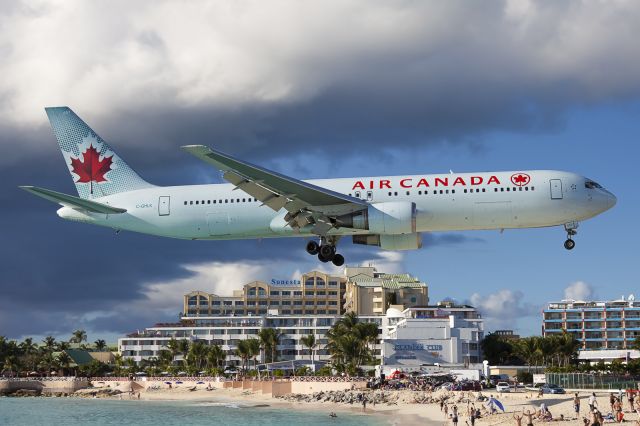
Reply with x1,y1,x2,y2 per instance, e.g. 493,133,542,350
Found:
182,145,367,234
20,186,127,214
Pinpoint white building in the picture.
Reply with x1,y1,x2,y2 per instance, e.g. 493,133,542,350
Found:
119,311,382,365
380,303,484,368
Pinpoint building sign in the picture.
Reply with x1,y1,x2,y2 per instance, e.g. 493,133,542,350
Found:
393,343,443,351
384,339,451,365
271,279,301,285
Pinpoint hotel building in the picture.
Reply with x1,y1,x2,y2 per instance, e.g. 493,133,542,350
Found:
119,267,482,367
542,297,640,361
343,267,429,315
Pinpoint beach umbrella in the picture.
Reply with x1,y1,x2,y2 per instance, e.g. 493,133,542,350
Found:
486,397,505,412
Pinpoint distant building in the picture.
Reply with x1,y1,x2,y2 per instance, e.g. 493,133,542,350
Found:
493,330,520,340
343,267,429,315
542,297,640,355
184,271,346,317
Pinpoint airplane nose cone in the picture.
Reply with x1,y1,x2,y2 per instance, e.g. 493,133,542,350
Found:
608,193,617,209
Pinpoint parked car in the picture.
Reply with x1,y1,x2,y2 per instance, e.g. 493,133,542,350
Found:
496,382,511,393
540,384,566,394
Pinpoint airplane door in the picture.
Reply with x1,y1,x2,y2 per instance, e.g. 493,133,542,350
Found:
158,196,170,216
550,179,563,199
366,191,373,201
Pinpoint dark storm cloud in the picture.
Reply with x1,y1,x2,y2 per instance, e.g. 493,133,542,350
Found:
2,0,640,338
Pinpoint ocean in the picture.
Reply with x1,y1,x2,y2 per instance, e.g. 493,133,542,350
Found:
0,397,388,426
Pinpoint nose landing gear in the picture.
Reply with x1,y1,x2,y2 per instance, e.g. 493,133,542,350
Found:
563,222,578,250
305,237,345,266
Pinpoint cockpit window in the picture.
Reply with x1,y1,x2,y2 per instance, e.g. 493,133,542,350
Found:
585,180,603,189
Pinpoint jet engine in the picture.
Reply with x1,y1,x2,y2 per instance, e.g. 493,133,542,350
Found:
352,233,423,250
337,201,416,234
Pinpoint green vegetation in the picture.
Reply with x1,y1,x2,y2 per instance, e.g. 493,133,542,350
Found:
481,332,580,368
326,312,378,375
0,331,112,377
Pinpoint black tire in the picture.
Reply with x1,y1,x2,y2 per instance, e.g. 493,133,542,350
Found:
306,241,320,255
564,239,575,250
318,253,330,263
319,244,335,260
332,254,345,267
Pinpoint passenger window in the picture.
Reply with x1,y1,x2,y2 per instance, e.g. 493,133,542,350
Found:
418,191,422,195
501,188,504,192
464,189,468,193
525,187,529,191
494,188,498,192
531,187,535,191
482,188,485,192
196,201,199,205
406,191,410,195
243,198,246,202
519,187,523,191
225,199,228,203
184,201,187,205
202,200,205,204
439,190,443,194
207,200,211,204
190,201,193,205
394,192,398,196
213,200,217,203
445,190,449,194
237,198,240,202
452,190,455,194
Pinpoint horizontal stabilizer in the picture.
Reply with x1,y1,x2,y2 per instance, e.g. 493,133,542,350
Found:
19,186,127,214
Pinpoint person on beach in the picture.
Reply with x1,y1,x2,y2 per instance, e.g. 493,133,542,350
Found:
590,409,601,426
574,393,581,417
362,398,366,412
628,391,635,412
513,413,523,426
614,398,623,422
610,393,616,412
440,400,445,411
588,392,597,412
444,403,449,418
524,409,534,426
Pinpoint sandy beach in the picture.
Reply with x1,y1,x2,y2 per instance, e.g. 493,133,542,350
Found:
87,380,640,425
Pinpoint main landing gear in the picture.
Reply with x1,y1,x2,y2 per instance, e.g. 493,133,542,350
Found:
306,237,345,266
563,222,578,250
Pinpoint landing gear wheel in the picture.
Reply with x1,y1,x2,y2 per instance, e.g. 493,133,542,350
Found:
332,254,345,267
306,241,320,255
318,253,331,263
564,239,575,250
319,244,335,260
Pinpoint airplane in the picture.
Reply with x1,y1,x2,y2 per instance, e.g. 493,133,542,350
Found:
21,107,617,266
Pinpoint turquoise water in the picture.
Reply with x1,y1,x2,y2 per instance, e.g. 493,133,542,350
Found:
0,397,387,426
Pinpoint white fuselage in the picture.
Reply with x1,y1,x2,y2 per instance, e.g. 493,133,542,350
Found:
57,170,616,242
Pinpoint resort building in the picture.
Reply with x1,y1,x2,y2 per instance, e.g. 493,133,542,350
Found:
381,302,484,367
119,267,482,368
542,297,640,350
183,271,346,317
343,267,429,315
119,313,381,365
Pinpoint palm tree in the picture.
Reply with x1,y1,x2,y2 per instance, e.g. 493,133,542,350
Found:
236,340,251,372
43,336,56,352
112,353,124,376
187,340,207,372
206,345,226,371
300,334,317,364
70,330,87,345
166,338,180,364
56,352,72,376
246,338,261,372
94,339,107,351
177,339,190,367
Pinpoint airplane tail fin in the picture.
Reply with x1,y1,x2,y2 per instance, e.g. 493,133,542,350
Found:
45,106,153,199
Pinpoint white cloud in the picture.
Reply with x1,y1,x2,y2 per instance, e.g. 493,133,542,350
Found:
563,280,594,301
1,0,640,131
469,289,538,331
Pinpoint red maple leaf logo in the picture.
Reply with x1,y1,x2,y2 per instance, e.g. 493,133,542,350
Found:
510,173,530,186
70,144,113,183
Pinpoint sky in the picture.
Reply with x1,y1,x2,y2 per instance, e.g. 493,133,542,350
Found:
1,0,639,344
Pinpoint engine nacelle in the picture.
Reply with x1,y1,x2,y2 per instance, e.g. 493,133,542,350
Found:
353,233,422,250
338,201,416,234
